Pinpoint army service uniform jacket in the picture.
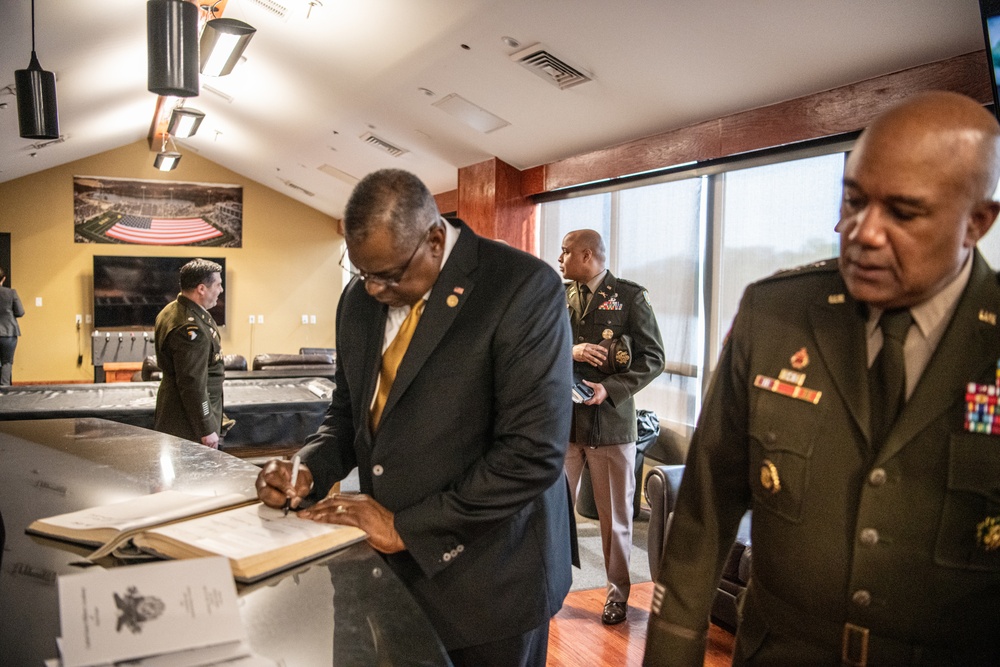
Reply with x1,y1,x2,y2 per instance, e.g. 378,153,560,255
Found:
568,271,664,445
645,252,1000,666
154,294,224,443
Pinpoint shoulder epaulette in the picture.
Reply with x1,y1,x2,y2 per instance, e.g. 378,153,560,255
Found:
754,258,839,285
615,277,647,291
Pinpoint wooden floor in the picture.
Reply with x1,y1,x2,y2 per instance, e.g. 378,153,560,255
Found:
548,582,735,667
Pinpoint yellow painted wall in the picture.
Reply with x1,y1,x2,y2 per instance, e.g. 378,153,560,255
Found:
0,140,343,382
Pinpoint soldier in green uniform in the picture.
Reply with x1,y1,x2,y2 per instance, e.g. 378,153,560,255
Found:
645,92,1000,665
153,259,225,448
559,229,664,625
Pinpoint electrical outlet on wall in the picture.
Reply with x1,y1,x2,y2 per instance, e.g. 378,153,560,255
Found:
75,314,82,324
249,315,256,324
257,314,264,324
301,314,309,324
310,315,316,324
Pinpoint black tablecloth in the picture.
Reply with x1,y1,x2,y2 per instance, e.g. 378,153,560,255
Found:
0,378,335,448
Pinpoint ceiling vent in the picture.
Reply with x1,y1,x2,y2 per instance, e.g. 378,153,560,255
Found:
280,179,315,196
245,0,292,21
360,132,408,158
510,43,592,90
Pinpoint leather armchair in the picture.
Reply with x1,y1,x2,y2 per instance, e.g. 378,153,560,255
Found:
138,354,248,381
644,464,752,632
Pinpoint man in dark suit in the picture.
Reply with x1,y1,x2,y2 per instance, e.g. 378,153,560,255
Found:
153,259,225,449
644,91,1000,666
256,169,574,666
559,229,664,625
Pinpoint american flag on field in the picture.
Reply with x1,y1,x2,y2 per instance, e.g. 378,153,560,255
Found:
104,215,223,245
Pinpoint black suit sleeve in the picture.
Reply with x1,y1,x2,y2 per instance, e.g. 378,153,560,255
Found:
395,262,573,577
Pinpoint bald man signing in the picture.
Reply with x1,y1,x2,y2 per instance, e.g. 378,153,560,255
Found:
644,91,1000,666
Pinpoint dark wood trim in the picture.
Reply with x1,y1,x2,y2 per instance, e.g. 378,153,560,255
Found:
527,51,992,195
434,190,458,216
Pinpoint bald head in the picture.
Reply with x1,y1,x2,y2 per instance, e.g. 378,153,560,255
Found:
558,229,607,283
837,91,1000,309
854,91,1000,201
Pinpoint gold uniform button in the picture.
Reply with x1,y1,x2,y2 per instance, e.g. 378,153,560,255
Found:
868,468,887,486
859,528,879,546
851,590,872,607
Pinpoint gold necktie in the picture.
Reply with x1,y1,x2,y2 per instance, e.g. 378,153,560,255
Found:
371,299,426,429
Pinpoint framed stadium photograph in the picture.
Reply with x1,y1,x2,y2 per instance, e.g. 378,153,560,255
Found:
73,176,243,247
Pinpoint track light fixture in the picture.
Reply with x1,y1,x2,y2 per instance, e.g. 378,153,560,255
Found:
154,133,181,171
200,17,256,77
15,0,60,140
167,106,205,138
147,0,200,97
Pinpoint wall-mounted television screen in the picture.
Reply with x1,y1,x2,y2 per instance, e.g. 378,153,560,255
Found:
93,255,226,329
979,0,1000,116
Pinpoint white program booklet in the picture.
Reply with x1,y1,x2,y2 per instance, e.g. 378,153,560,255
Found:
57,557,249,667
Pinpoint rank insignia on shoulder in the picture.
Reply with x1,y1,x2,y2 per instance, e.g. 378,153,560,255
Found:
976,515,1000,551
754,374,821,404
979,309,997,326
790,347,809,370
643,290,652,308
828,294,845,304
760,459,781,494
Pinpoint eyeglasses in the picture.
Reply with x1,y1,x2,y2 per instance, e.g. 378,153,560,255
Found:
339,221,437,287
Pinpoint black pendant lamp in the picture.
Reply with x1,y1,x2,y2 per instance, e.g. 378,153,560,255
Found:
15,0,60,140
147,0,200,97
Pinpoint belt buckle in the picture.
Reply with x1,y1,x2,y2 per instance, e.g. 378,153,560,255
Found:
841,623,869,667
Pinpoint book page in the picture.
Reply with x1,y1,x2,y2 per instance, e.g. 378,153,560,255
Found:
36,491,255,539
57,557,246,667
143,504,363,561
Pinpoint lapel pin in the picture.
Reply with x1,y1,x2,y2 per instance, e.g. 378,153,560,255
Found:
446,295,459,308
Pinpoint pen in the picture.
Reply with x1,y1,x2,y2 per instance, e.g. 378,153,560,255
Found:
283,454,301,516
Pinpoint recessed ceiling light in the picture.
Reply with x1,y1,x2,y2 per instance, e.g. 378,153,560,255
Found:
501,36,520,48
418,87,435,97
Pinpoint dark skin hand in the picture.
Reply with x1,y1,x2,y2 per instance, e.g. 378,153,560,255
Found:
572,343,609,405
255,458,406,554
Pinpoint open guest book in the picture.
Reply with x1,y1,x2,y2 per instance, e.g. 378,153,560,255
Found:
28,490,367,583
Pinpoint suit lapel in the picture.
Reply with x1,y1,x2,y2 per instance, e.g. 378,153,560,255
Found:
353,284,388,438
808,281,871,443
378,221,479,428
879,252,1000,462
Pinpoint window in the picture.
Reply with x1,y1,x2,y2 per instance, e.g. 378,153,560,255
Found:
540,149,847,434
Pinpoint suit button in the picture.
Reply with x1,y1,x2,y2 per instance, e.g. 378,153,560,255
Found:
851,590,872,607
372,464,384,476
868,468,887,486
859,528,879,546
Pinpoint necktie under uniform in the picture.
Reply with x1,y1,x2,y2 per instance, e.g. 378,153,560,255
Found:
869,308,913,447
574,284,590,323
371,299,426,429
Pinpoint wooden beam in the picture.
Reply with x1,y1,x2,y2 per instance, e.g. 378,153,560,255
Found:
532,51,992,195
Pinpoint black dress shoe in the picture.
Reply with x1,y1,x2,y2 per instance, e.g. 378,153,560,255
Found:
602,601,627,625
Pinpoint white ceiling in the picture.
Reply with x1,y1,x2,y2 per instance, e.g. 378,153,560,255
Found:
0,0,988,219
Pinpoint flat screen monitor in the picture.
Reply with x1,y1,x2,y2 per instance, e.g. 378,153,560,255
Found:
93,255,226,329
980,0,1000,116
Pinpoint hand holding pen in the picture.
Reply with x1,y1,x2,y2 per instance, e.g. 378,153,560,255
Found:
283,454,301,516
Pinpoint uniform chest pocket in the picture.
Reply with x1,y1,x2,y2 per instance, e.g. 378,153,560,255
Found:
748,389,824,524
933,433,1000,572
